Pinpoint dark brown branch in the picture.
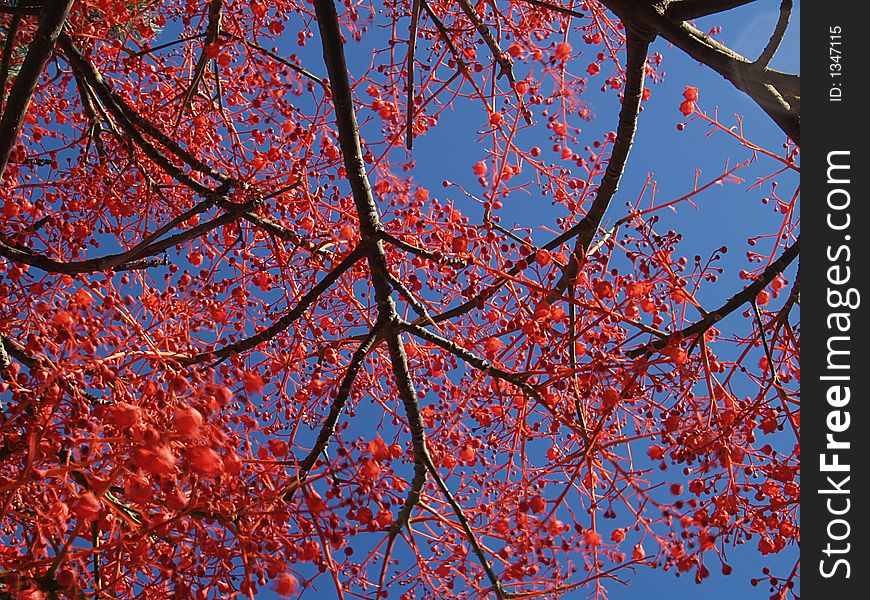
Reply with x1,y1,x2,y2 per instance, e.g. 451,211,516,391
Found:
456,0,512,81
315,0,436,542
312,4,503,593
284,323,383,501
379,230,469,268
0,0,75,177
755,0,791,69
220,31,326,88
0,334,35,369
0,334,106,406
175,0,223,126
126,33,205,58
0,12,22,116
517,0,584,18
60,35,228,184
388,271,436,325
421,0,469,72
751,299,777,384
772,267,799,334
63,38,323,264
182,245,365,364
61,37,216,195
0,182,276,275
0,334,12,372
549,33,650,299
629,236,799,357
423,457,506,599
70,64,111,158
0,238,159,274
406,0,422,149
612,2,800,143
401,321,542,403
0,5,40,16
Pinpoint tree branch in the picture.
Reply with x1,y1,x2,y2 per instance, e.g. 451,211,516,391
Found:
455,0,531,124
401,320,542,403
755,0,791,69
379,230,469,268
406,0,422,149
0,0,75,177
616,2,800,143
220,31,326,88
181,245,365,364
175,0,223,127
517,0,584,19
549,33,650,299
284,322,383,501
0,12,22,116
60,35,228,184
629,236,799,357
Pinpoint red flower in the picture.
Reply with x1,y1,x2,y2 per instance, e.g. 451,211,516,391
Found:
555,42,573,61
683,85,699,101
188,446,224,477
273,573,299,597
174,405,203,437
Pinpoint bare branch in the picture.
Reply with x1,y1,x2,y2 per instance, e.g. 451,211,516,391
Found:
181,245,365,364
549,33,650,298
220,31,326,88
406,0,422,149
0,238,164,274
284,322,383,501
401,320,542,402
0,0,75,177
665,0,757,22
387,270,437,326
755,0,792,69
0,334,35,369
175,0,223,126
60,35,228,184
614,2,800,143
455,0,532,124
629,236,799,357
380,230,469,268
0,12,22,116
517,0,584,19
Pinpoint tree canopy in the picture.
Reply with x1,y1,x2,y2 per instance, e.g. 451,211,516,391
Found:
0,1,799,598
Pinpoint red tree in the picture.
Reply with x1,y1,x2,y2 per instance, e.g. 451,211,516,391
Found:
0,1,799,598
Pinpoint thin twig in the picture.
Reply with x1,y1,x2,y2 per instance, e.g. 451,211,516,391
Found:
181,245,365,364
283,323,383,501
755,0,792,69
